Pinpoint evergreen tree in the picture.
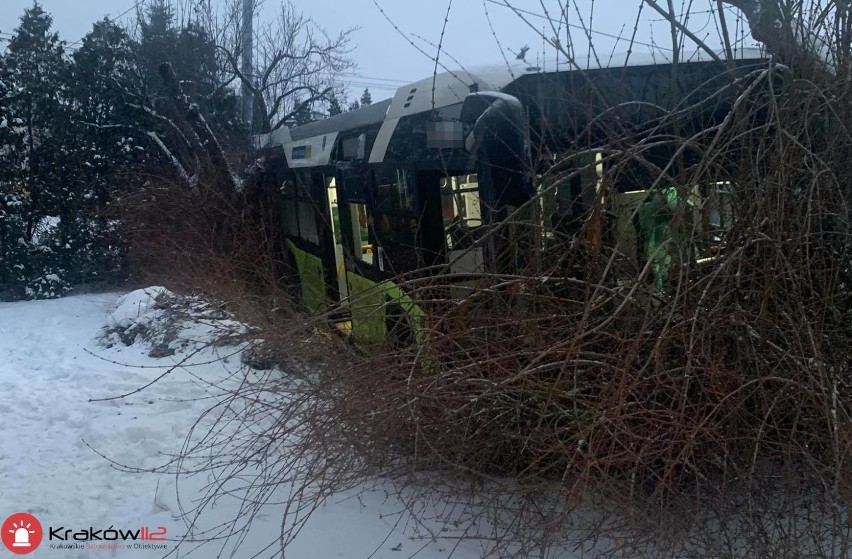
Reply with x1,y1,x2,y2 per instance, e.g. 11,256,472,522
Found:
327,95,343,116
2,2,68,232
62,19,149,285
348,99,360,111
360,88,372,107
292,97,314,126
136,1,243,145
0,3,73,298
71,18,145,198
0,56,28,295
0,6,129,298
137,0,178,94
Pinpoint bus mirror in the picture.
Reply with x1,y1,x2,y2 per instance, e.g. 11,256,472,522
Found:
460,91,523,122
462,92,533,208
461,92,499,122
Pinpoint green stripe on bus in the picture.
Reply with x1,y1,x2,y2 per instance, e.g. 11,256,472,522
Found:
285,239,326,314
347,273,424,350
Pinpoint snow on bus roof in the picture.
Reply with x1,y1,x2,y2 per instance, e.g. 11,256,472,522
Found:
258,47,765,149
383,47,765,120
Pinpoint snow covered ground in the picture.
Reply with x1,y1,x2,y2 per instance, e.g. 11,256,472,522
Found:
0,290,494,559
3,289,839,559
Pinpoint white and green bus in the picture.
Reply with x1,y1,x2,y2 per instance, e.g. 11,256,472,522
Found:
256,48,765,349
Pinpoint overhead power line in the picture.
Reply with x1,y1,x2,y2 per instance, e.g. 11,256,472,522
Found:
339,73,410,85
65,0,147,48
346,81,401,92
483,0,671,51
0,1,148,50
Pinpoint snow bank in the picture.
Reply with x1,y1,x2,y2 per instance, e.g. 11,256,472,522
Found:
107,285,169,329
100,287,248,358
0,290,622,559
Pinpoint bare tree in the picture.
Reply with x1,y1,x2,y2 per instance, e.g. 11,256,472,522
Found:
213,0,356,133
99,0,355,196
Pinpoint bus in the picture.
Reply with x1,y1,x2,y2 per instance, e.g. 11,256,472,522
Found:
255,48,766,349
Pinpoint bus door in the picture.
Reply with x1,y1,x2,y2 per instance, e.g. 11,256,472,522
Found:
414,170,448,269
325,174,348,300
336,164,389,347
441,173,484,275
373,168,419,274
336,165,374,272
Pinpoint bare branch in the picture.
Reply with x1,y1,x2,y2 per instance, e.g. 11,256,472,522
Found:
213,0,355,132
145,130,197,192
158,62,241,194
644,0,723,62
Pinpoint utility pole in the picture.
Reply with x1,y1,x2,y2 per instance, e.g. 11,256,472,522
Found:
241,0,254,135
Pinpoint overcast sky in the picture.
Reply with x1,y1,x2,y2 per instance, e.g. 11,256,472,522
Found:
0,0,751,101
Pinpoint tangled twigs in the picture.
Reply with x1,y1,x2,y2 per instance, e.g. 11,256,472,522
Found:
127,12,852,556
331,61,852,556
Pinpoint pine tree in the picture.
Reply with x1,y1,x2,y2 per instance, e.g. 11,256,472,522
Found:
0,56,27,294
0,2,72,298
72,18,145,191
3,2,67,226
292,97,314,126
137,0,178,94
328,95,343,116
360,88,372,106
136,1,244,145
0,6,131,299
62,19,148,285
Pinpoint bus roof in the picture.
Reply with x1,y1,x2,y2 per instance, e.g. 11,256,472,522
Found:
259,47,766,164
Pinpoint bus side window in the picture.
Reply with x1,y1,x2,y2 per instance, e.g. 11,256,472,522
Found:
706,181,733,232
543,154,598,235
349,203,373,264
372,168,418,273
292,173,320,245
281,178,300,238
374,213,418,273
376,169,416,212
297,201,319,244
442,174,482,251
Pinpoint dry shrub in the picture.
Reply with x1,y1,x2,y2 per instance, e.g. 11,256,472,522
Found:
116,168,330,353
326,62,852,556
117,58,852,559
